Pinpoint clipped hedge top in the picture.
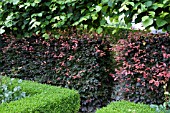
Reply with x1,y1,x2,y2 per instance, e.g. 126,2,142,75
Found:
0,76,80,113
96,100,159,113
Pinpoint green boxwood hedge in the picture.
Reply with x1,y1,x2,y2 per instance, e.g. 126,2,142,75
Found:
96,100,160,113
0,76,80,113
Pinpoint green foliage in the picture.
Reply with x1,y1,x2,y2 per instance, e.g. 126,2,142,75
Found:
0,76,80,113
1,0,170,37
0,77,27,104
96,100,158,113
0,0,111,38
110,0,170,31
0,32,115,112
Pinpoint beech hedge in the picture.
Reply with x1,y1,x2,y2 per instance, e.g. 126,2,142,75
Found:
0,32,116,112
113,33,170,105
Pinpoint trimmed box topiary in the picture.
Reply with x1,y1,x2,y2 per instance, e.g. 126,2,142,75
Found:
0,76,80,113
96,100,160,113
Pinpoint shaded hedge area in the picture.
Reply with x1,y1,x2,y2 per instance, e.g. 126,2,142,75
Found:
0,33,116,112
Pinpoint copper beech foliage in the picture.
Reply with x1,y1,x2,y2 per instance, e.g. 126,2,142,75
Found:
0,32,115,112
113,32,170,105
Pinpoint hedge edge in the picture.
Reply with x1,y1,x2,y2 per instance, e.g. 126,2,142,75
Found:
0,76,80,113
95,100,159,113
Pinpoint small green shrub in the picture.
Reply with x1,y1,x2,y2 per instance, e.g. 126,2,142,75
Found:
96,100,158,113
0,76,27,104
0,76,80,113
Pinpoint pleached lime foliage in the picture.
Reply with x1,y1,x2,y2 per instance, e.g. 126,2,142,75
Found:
1,0,170,38
0,0,111,37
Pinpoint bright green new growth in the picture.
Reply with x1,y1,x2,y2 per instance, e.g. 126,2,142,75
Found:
0,76,80,113
96,100,160,113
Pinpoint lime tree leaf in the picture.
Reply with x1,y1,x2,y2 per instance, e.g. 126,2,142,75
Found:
31,3,36,7
127,23,132,28
5,20,13,27
83,24,88,29
54,16,60,21
46,15,52,20
13,27,18,31
100,19,106,25
141,4,146,12
12,0,20,5
163,0,169,4
119,5,129,12
160,12,169,18
133,3,141,10
167,25,170,31
151,3,163,10
34,0,41,4
42,33,49,39
144,1,152,7
142,16,153,28
96,27,103,34
79,15,90,22
37,13,43,17
108,0,113,7
0,27,5,34
60,15,66,20
148,11,155,17
81,9,86,14
30,21,41,29
91,13,98,21
96,5,102,12
72,21,79,26
102,0,109,4
156,18,167,28
126,2,134,7
54,34,60,39
112,29,117,34
36,31,40,35
142,16,149,21
101,6,108,14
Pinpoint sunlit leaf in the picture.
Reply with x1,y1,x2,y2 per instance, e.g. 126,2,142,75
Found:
96,27,103,34
42,33,49,39
95,5,102,12
156,18,167,28
142,16,153,28
144,1,152,7
0,27,5,34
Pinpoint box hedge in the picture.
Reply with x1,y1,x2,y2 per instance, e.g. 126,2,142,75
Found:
96,100,159,113
0,76,80,113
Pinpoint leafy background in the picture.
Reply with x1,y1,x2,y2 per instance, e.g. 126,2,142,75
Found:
0,0,170,112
